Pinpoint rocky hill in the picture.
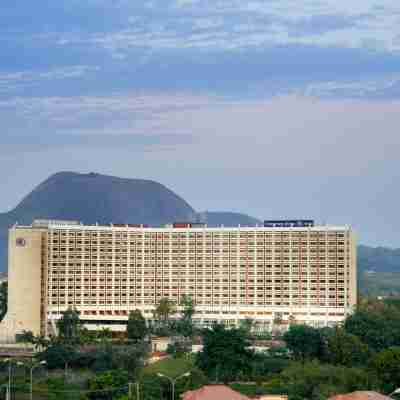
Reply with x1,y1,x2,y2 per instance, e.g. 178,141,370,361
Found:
0,172,260,272
1,172,399,288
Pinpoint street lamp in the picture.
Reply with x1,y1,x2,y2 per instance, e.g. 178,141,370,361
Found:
128,382,140,400
2,358,19,400
18,360,47,400
3,359,12,400
157,372,191,400
389,388,400,398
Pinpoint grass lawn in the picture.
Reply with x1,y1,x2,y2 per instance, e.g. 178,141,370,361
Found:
142,355,196,378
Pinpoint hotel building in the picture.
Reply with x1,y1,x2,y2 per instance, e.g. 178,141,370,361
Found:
0,220,357,342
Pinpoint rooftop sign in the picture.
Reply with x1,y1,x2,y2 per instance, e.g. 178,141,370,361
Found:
264,220,314,228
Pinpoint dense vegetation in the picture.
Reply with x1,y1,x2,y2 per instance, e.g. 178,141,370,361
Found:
3,297,400,400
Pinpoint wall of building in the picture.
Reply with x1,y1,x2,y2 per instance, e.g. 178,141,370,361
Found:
0,228,43,342
44,224,356,332
349,231,358,308
1,223,357,339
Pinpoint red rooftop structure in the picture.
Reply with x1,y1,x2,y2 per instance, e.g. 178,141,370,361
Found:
329,392,393,400
182,385,250,400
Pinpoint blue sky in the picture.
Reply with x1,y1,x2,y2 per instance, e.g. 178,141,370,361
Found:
1,0,400,246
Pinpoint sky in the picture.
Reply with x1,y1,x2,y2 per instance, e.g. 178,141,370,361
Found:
1,0,400,247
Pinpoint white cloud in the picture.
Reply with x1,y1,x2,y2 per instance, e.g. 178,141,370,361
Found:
302,74,400,98
2,92,400,177
91,1,400,55
0,66,99,94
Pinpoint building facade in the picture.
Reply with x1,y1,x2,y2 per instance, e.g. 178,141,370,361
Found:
0,220,357,342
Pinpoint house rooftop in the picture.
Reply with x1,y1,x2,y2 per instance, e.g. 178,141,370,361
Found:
329,391,393,400
182,385,250,400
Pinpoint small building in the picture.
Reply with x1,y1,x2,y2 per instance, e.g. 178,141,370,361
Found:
151,336,173,352
182,385,250,400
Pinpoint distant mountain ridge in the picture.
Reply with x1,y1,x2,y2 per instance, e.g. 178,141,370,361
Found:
357,245,400,273
0,172,399,285
0,172,260,272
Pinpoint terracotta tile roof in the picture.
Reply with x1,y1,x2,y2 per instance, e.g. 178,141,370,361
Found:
329,391,392,400
182,385,251,400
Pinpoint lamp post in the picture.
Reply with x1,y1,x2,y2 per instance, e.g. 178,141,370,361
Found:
128,382,140,400
6,360,11,400
157,372,191,400
2,358,18,400
19,360,47,400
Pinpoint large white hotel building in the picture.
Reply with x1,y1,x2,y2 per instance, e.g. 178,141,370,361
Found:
0,219,357,342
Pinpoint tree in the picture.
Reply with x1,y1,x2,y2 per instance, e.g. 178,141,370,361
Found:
196,324,254,382
88,370,129,400
137,374,170,400
78,326,99,344
370,347,400,394
174,367,208,398
0,281,7,321
322,327,369,367
38,340,78,378
269,360,377,400
176,295,195,338
249,350,291,383
91,341,149,375
239,318,254,336
344,304,400,352
57,308,82,344
153,298,176,334
154,298,176,323
167,339,192,358
283,325,323,361
181,295,195,319
127,310,148,342
91,342,115,372
139,368,208,400
44,376,79,400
